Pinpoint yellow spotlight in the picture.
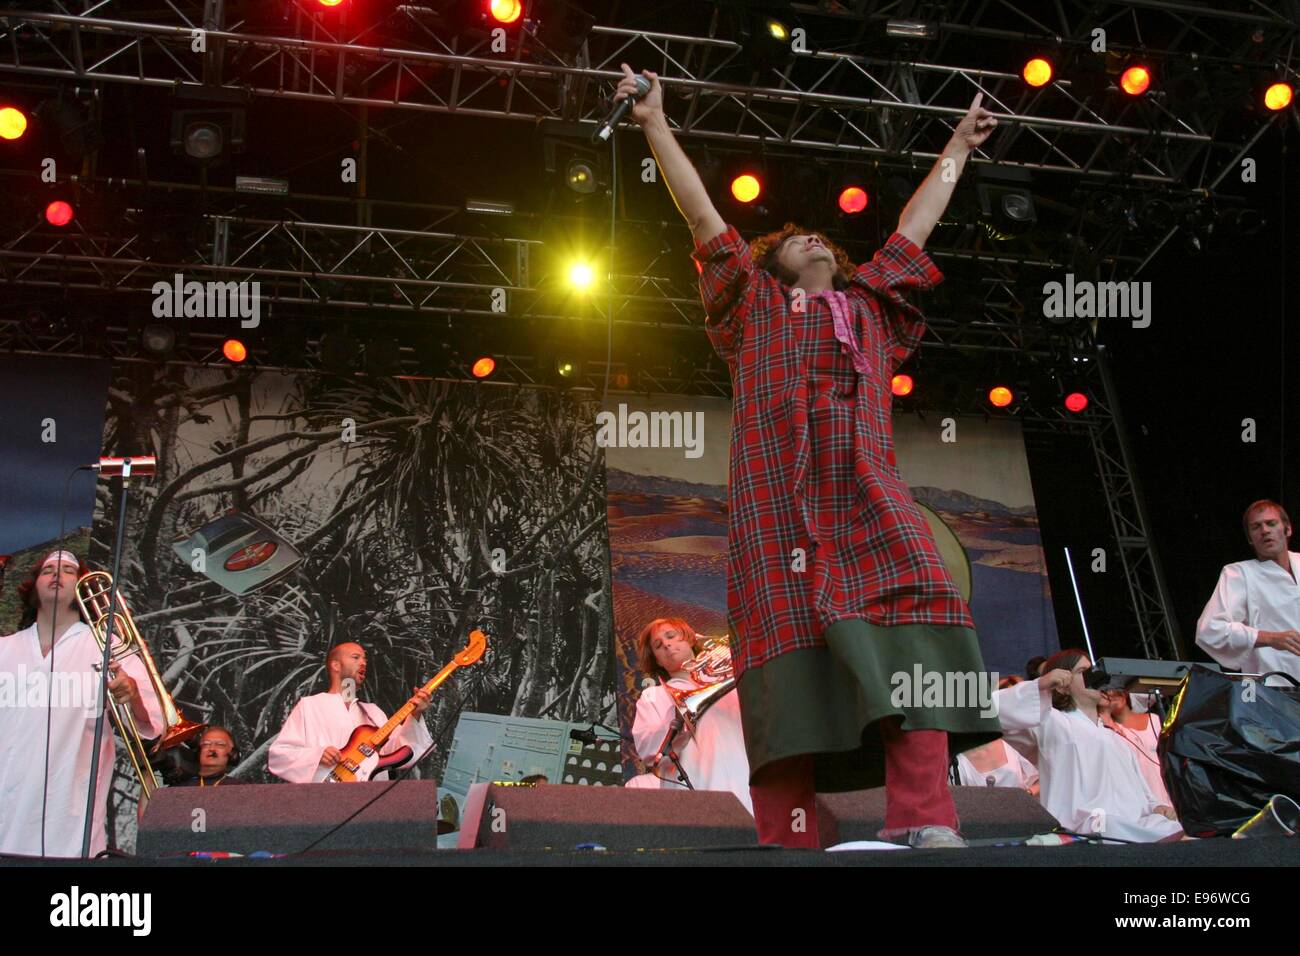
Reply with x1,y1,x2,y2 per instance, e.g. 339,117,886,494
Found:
1023,58,1053,88
1264,82,1293,111
767,19,788,41
569,261,595,290
0,106,28,140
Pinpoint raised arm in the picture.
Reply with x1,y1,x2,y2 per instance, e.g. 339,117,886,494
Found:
897,93,998,250
616,63,726,246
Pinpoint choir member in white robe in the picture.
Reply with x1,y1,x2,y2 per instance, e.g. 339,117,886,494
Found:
1100,690,1171,807
268,642,433,783
994,651,1183,843
955,739,1039,793
1195,500,1300,687
0,551,164,858
629,618,753,814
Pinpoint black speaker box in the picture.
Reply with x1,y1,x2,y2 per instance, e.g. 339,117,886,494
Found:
137,780,442,856
465,783,758,849
816,785,1059,846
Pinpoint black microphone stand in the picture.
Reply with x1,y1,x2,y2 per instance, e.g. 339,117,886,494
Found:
79,458,139,859
650,709,696,791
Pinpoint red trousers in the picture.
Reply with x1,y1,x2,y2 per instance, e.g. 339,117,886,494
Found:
748,717,957,848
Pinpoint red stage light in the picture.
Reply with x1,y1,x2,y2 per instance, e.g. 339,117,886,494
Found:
731,174,761,203
222,339,248,363
317,0,344,7
1264,83,1293,111
471,356,496,378
891,374,914,397
0,106,28,140
1119,65,1151,96
489,0,522,24
45,200,74,227
988,386,1014,408
1022,58,1053,88
1064,392,1089,413
838,186,868,215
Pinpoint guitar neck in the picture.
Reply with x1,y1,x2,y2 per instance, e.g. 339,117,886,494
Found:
368,658,462,749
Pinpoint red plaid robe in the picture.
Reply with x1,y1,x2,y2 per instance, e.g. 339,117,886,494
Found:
695,225,974,679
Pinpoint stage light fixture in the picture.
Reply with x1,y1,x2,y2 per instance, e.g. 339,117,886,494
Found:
555,356,580,380
490,0,523,24
0,106,28,140
471,356,497,379
566,157,599,195
885,19,937,40
976,166,1035,233
535,0,597,56
45,200,74,227
838,186,868,215
1023,58,1053,88
318,0,345,6
988,386,1014,408
891,374,914,397
568,261,595,290
141,323,177,357
734,10,797,72
222,338,248,363
1064,392,1089,413
731,173,762,204
170,109,246,165
1264,82,1293,111
1120,65,1151,96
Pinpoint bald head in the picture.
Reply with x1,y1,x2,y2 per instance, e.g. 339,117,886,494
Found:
326,643,367,689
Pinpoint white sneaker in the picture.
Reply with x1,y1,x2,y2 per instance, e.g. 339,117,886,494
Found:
907,825,968,849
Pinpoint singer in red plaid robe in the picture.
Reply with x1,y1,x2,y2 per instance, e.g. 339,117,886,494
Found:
695,224,1000,845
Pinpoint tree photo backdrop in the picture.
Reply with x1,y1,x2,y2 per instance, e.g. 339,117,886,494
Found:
90,363,614,850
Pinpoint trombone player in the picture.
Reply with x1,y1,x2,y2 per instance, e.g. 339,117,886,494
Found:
0,550,164,857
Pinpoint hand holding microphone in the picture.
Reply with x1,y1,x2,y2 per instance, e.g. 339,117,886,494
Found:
594,63,662,141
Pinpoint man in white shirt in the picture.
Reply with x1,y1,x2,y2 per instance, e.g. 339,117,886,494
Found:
0,551,164,857
268,642,433,783
1196,499,1300,685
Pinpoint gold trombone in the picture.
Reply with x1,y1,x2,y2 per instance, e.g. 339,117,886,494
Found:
75,570,205,800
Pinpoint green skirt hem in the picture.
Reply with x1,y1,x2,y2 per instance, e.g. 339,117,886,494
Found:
736,618,1002,792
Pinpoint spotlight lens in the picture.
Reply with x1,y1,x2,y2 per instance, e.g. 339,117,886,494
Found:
569,262,595,289
184,122,223,160
1001,193,1033,222
142,324,176,356
1264,82,1293,111
0,106,28,140
1120,66,1151,96
891,374,914,397
838,186,868,215
566,159,598,195
223,339,248,363
1023,58,1053,87
471,356,496,378
1065,392,1089,413
988,386,1014,408
731,174,761,203
45,200,74,227
490,0,522,24
767,20,788,41
556,358,576,378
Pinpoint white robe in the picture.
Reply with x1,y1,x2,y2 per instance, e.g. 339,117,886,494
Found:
267,691,434,783
956,739,1039,791
0,621,164,858
631,679,753,814
994,680,1182,843
1108,716,1171,807
1196,552,1300,685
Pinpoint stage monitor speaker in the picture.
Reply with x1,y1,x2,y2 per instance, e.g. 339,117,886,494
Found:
137,780,442,856
462,783,758,850
816,786,1058,846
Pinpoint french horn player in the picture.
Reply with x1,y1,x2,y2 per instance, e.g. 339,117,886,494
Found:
627,617,753,814
0,551,166,858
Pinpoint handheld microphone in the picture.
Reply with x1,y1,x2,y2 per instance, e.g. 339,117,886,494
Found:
85,456,157,478
592,75,650,143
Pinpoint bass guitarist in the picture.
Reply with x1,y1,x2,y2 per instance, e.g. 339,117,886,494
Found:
268,642,433,783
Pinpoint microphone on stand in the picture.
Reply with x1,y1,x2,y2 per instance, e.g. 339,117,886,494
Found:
84,456,157,478
592,75,650,143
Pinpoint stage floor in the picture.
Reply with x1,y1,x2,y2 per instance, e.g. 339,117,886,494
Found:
5,838,1298,867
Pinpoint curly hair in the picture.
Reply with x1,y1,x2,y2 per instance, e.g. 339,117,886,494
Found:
750,222,855,290
635,617,702,683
